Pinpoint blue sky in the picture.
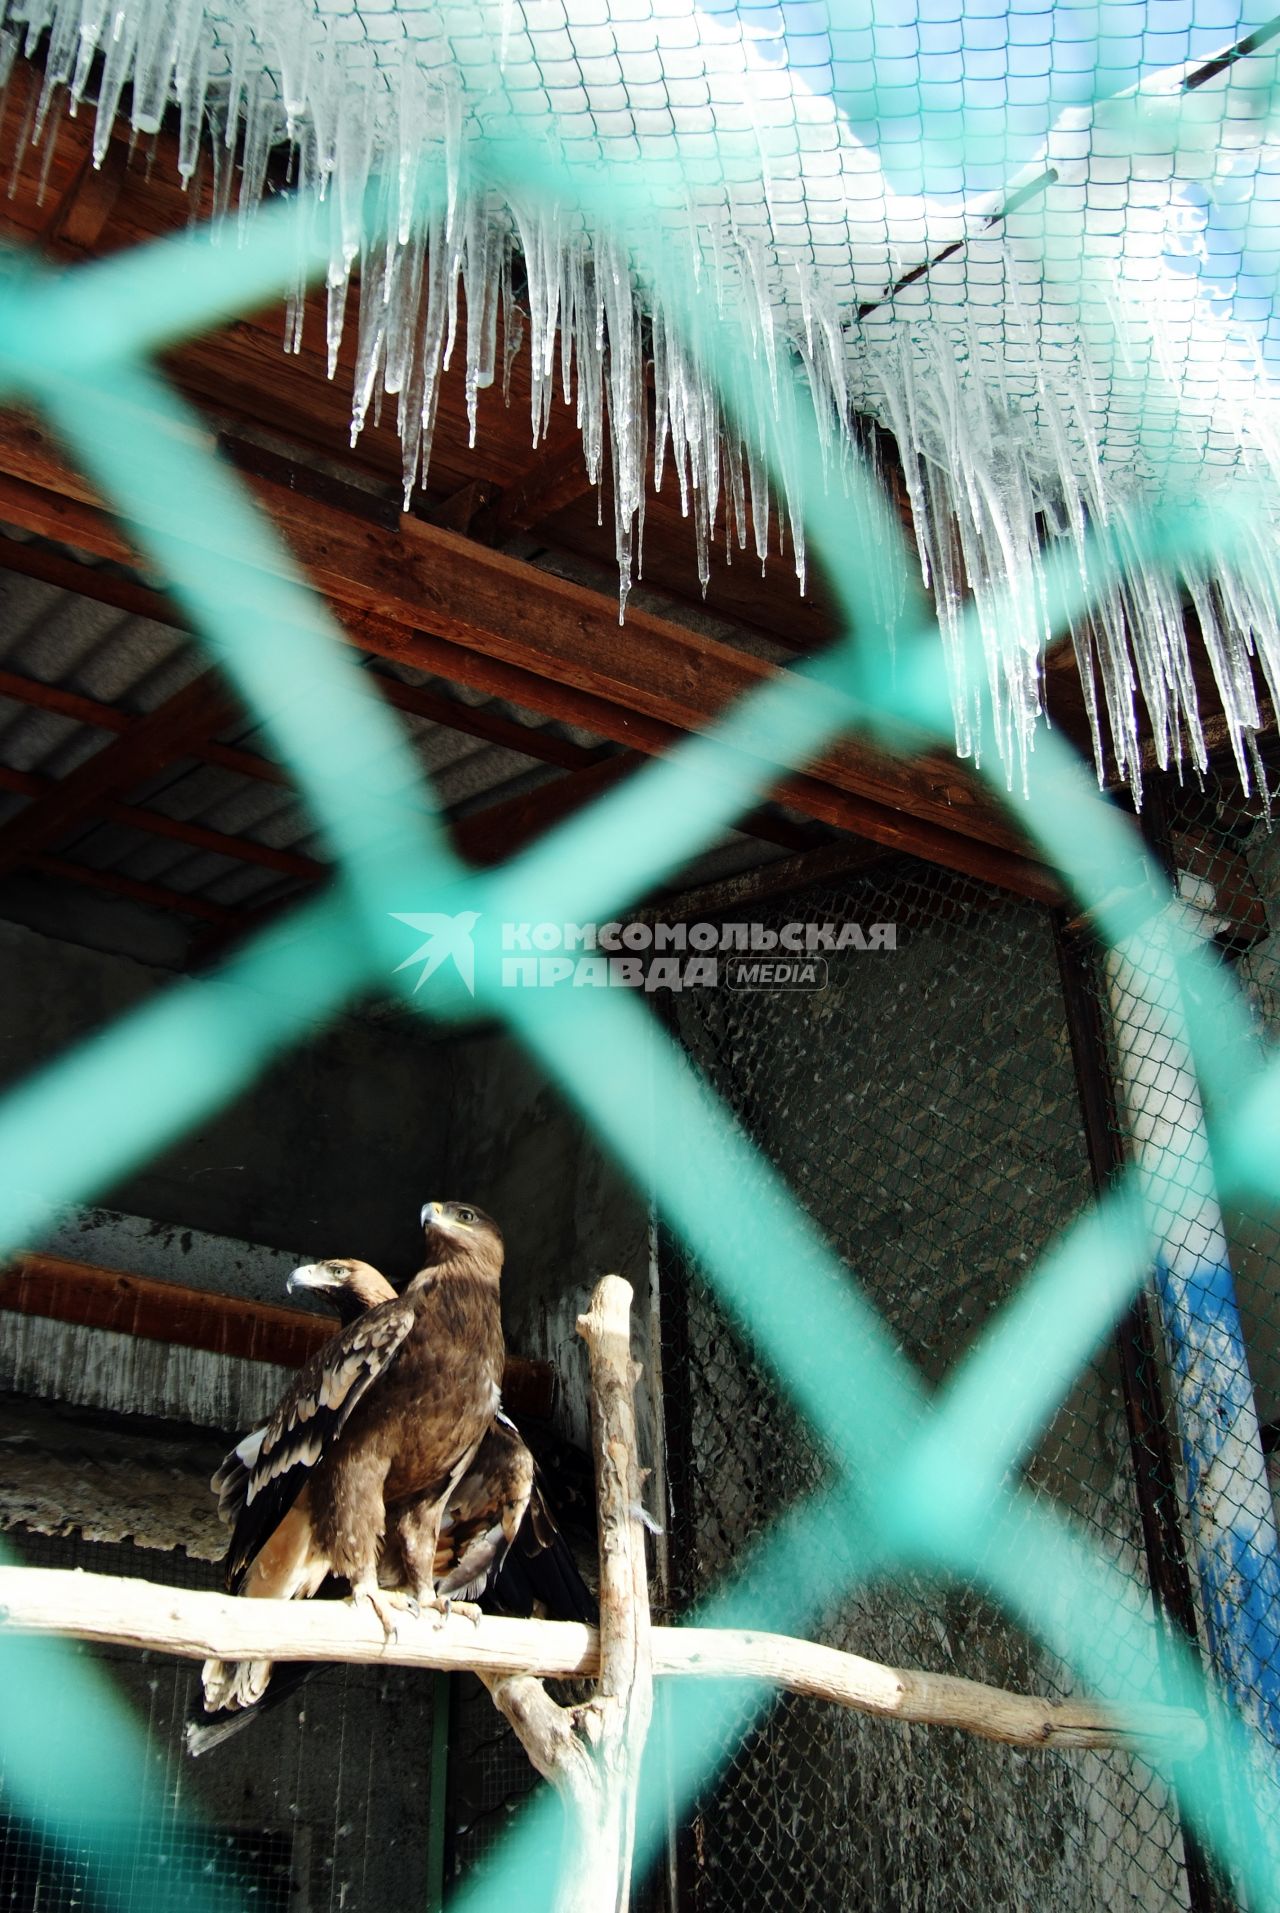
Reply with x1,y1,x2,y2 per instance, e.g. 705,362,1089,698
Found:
696,0,1280,360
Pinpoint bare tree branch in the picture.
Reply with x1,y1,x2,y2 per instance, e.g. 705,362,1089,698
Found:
0,1566,1203,1756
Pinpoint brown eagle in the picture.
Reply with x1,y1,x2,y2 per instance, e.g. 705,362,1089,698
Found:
201,1200,505,1715
212,1254,583,1615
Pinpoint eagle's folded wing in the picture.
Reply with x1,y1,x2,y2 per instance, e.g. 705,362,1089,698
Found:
433,1416,536,1601
225,1300,415,1591
211,1424,265,1529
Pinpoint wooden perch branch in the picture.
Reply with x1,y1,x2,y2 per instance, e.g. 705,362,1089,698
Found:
483,1273,655,1913
0,1568,1205,1756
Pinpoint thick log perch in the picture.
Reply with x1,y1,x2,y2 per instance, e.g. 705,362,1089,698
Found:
0,1563,1204,1755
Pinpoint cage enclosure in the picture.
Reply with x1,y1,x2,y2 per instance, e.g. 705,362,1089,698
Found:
5,746,1279,1910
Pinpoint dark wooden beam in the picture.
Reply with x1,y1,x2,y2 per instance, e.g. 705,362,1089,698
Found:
454,752,815,860
0,669,238,880
0,412,1062,904
0,527,609,773
0,530,170,625
0,1250,554,1416
423,478,495,534
0,659,292,789
42,141,127,252
478,439,595,541
362,667,605,771
0,761,323,880
27,854,239,924
454,753,637,864
645,837,890,921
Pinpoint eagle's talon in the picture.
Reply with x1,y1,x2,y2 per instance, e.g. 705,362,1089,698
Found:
354,1586,404,1644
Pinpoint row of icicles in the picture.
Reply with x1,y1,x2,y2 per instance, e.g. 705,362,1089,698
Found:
2,0,1278,801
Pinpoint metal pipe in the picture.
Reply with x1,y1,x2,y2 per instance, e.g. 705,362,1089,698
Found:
1056,912,1226,1913
1104,898,1280,1811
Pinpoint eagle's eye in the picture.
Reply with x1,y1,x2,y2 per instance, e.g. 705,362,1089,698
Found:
455,1206,477,1224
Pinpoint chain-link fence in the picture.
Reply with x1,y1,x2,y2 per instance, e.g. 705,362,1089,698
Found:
0,1526,442,1913
655,811,1280,1911
4,10,1280,1911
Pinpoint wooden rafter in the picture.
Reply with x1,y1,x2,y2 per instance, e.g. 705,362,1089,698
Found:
0,415,1063,904
29,854,238,925
0,762,322,880
0,668,239,881
648,837,891,920
478,438,595,542
0,528,610,774
0,662,292,789
422,478,495,534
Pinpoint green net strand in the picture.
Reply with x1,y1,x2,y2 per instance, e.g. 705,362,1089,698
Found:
1,85,1280,1913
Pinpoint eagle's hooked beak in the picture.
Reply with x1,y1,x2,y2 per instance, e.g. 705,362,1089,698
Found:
287,1262,337,1295
421,1200,442,1229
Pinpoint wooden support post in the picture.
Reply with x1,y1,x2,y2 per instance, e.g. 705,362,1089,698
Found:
484,1274,654,1913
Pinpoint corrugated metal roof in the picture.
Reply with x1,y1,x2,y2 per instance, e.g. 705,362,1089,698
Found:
0,530,795,958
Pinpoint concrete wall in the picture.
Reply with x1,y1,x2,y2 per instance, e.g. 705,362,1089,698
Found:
0,917,452,1279
441,1024,651,1452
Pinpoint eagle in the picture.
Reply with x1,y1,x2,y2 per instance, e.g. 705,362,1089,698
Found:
212,1257,580,1617
201,1200,505,1716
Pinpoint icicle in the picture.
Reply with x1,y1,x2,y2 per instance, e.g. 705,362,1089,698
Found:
460,196,501,446
441,79,462,245
394,46,422,251
128,0,179,138
350,229,389,438
32,0,78,139
332,56,373,282
70,0,110,110
401,207,450,508
650,303,668,498
92,4,138,165
500,237,523,408
208,104,236,224
223,14,248,150
381,230,418,398
11,6,1278,804
176,18,208,186
237,64,274,233
272,0,312,141
0,26,21,96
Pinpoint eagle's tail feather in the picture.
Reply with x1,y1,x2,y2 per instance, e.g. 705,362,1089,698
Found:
200,1654,273,1714
187,1655,325,1754
200,1506,326,1721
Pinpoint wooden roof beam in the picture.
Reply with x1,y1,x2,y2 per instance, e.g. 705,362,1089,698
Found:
0,411,1062,904
0,668,239,880
0,526,610,774
26,854,238,925
0,660,292,789
475,439,595,543
0,761,323,881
